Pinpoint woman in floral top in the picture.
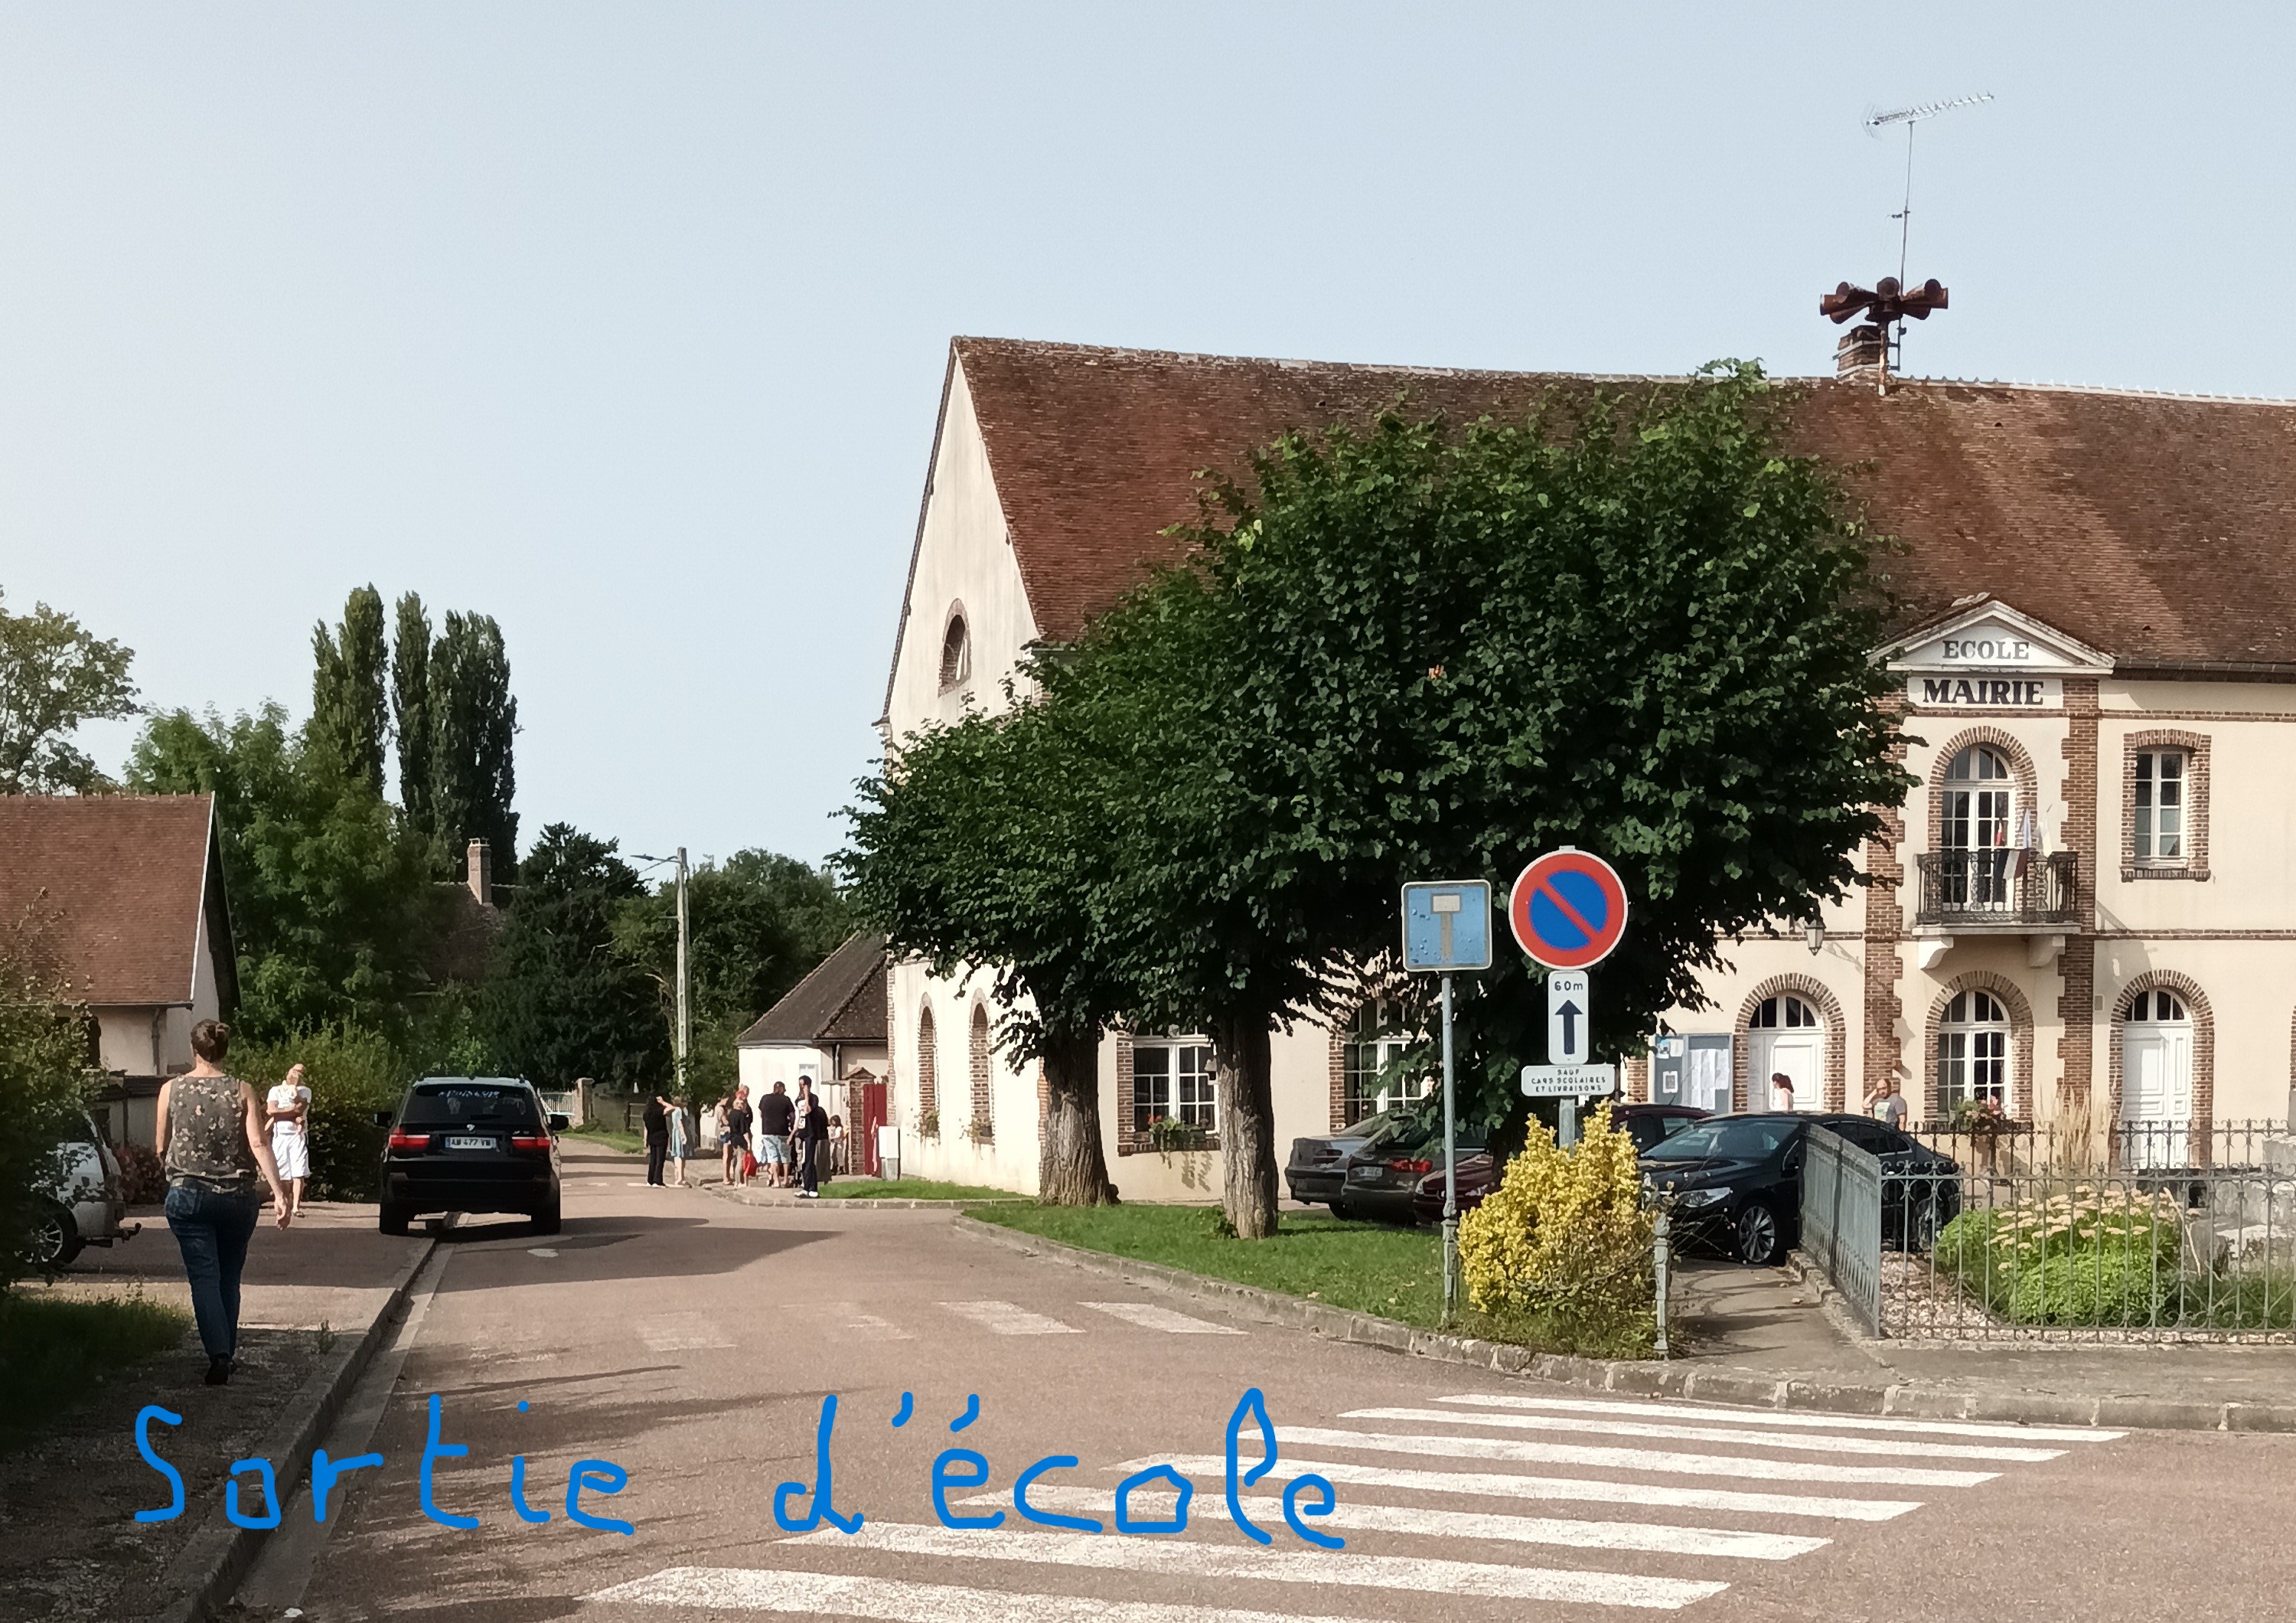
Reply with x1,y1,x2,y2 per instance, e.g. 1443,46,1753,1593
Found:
157,1020,292,1385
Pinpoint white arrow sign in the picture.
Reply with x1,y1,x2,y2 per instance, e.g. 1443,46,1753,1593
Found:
1548,971,1590,1066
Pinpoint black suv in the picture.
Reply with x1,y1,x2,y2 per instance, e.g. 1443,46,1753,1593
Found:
376,1077,567,1236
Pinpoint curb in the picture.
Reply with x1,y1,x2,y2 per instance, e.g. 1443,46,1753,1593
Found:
147,1228,440,1623
951,1215,2296,1435
699,1181,1017,1213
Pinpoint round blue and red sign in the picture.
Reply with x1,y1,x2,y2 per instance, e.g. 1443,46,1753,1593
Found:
1508,848,1629,970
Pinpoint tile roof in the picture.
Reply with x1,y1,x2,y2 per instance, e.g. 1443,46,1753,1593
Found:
0,795,231,1007
735,932,888,1049
947,337,2296,671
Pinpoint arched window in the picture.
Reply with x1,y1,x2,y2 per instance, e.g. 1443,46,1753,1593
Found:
1937,990,2010,1112
968,1004,993,1139
1750,996,1820,1030
916,1004,938,1128
939,609,971,691
1941,746,2014,906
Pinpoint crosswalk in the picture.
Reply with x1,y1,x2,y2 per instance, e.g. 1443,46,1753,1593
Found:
585,1387,2124,1618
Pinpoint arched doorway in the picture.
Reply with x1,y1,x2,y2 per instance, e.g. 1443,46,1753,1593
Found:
2121,988,2194,1168
1748,994,1823,1112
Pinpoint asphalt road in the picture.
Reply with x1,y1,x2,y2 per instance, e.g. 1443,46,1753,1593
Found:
238,1143,2294,1623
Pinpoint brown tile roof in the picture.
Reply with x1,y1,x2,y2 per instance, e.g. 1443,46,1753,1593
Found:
947,337,2296,671
734,932,888,1048
0,795,233,1007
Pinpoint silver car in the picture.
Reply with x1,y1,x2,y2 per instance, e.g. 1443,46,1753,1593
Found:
29,1112,135,1268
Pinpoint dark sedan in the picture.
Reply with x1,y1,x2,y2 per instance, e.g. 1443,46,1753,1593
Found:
1336,1112,1491,1225
1639,1112,1960,1265
377,1076,567,1236
1286,1105,1424,1209
1411,1103,1710,1226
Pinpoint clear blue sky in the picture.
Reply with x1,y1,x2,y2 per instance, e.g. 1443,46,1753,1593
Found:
5,5,2287,867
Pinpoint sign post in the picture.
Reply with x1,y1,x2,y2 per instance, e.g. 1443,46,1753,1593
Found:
1401,881,1492,1321
1509,847,1630,1141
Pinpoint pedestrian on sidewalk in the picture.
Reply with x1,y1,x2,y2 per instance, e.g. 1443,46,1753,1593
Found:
265,1062,313,1220
724,1085,755,1185
826,1113,845,1184
157,1020,293,1386
793,1079,828,1199
665,1093,690,1185
757,1081,794,1187
642,1093,670,1186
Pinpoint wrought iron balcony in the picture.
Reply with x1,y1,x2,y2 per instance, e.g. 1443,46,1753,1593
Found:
1913,850,2077,929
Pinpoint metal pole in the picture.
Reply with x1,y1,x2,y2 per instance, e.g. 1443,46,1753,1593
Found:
1653,1206,1671,1358
1440,973,1459,1322
673,847,691,1098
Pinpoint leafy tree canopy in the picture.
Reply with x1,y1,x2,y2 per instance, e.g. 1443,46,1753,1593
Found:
0,936,95,1292
0,587,138,794
309,585,390,797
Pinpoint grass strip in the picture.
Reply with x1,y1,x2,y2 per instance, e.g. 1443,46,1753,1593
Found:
821,1177,1025,1201
0,1292,189,1450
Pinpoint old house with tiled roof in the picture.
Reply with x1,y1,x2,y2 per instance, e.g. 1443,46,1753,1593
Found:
0,794,237,1147
735,932,889,1128
879,336,2296,1195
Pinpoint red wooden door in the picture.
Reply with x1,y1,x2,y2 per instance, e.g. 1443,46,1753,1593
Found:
856,1080,889,1177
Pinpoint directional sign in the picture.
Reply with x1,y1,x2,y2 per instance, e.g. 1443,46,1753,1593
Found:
1400,880,1493,973
1548,970,1590,1066
1521,1063,1619,1098
1508,847,1629,971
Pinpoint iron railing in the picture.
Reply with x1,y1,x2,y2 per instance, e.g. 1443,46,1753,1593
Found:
1912,849,2077,927
1902,1118,2288,1174
1801,1127,1883,1334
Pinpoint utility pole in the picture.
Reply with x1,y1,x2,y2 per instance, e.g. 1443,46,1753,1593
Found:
673,846,691,1099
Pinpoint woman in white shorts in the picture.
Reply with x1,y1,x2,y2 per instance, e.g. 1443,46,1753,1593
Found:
266,1063,314,1220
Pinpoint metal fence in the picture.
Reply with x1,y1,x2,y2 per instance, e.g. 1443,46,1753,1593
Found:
1801,1127,1883,1334
1801,1124,2296,1342
1902,1118,2288,1176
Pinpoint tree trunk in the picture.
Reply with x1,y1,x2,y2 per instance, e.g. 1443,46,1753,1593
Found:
1212,1012,1280,1239
1036,1024,1120,1206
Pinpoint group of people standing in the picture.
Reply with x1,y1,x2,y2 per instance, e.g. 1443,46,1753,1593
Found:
709,1079,837,1197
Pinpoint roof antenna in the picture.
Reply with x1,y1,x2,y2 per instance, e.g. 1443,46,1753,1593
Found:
1862,93,1992,375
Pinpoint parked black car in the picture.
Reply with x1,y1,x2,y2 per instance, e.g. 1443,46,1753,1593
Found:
1639,1112,1960,1265
376,1076,568,1236
1286,1105,1425,1209
1410,1103,1711,1226
1336,1110,1491,1226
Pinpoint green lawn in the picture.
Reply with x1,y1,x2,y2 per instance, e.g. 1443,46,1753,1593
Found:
969,1203,1652,1357
825,1177,1025,1201
566,1124,643,1154
0,1293,189,1449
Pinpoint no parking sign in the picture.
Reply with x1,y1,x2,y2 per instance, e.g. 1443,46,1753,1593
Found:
1508,847,1629,970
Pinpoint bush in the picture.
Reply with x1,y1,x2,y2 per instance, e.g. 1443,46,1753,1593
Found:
1458,1105,1655,1353
232,1026,410,1202
113,1141,165,1205
0,945,96,1293
1936,1185,2187,1327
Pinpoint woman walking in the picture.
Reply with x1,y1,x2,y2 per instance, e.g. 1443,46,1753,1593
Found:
723,1085,755,1186
266,1062,313,1220
158,1021,292,1385
665,1094,690,1186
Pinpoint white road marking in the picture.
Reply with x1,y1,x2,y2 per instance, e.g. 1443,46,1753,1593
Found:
1079,1301,1244,1335
964,1484,1829,1561
791,1523,1729,1611
1131,1455,1922,1521
838,1307,915,1341
634,1312,735,1352
587,1566,1387,1623
939,1300,1083,1336
526,1247,557,1258
1277,1425,1998,1487
1433,1393,2126,1443
1343,1406,2065,1463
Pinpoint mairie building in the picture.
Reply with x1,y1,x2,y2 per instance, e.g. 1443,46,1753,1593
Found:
878,336,2296,1194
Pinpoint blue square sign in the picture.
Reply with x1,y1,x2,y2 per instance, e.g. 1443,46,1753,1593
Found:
1400,880,1493,973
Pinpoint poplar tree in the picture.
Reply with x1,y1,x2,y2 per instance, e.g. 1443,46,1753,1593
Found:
392,593,435,853
429,611,518,871
308,586,390,796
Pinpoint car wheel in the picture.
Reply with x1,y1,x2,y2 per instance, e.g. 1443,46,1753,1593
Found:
30,1200,82,1269
378,1200,410,1237
531,1199,562,1236
1734,1202,1782,1266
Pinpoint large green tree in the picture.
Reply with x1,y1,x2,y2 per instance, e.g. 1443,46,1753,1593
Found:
392,592,435,851
309,586,390,796
0,588,138,794
126,706,442,1040
482,823,664,1090
1056,366,1908,1236
429,611,518,872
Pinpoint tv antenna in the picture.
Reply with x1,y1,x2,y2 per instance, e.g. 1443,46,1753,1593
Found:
1867,93,1993,283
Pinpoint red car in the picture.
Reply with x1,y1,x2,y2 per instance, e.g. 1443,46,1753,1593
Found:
1411,1104,1709,1225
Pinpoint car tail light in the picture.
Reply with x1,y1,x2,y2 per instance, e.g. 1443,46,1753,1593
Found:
1389,1158,1433,1174
510,1133,553,1154
386,1129,432,1152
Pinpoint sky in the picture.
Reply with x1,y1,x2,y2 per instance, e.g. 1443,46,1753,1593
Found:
5,4,2291,868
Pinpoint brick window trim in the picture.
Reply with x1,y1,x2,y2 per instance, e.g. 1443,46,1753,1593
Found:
1731,975,1848,1114
2104,969,2216,1161
915,1001,939,1126
2118,730,2212,883
1920,971,2037,1122
967,1001,993,1141
1114,1030,1223,1157
1924,726,2041,859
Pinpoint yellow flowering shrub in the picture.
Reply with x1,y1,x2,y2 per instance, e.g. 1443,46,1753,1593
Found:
1459,1105,1655,1347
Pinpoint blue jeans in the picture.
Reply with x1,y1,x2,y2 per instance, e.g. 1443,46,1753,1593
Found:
165,1184,261,1362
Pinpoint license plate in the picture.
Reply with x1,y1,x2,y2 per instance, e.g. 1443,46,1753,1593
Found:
445,1135,495,1151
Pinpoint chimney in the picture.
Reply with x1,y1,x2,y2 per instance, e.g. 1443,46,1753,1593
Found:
467,838,493,908
1835,323,1888,381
